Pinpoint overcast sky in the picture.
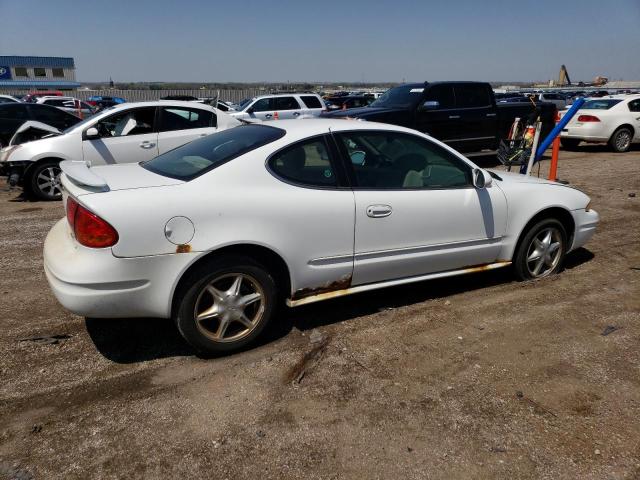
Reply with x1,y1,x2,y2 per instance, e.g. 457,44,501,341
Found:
1,0,639,83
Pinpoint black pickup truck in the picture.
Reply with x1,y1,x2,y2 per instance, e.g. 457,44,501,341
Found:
323,82,557,155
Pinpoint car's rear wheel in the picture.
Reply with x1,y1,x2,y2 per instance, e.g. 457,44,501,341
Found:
174,256,277,354
609,127,633,153
26,161,63,201
560,138,581,150
514,218,567,281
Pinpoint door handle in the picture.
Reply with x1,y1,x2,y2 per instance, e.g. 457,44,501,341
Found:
486,113,497,117
293,111,301,116
139,141,156,149
265,114,273,119
366,204,392,218
448,115,461,119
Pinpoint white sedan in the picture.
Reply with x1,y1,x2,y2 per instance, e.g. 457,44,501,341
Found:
560,95,640,152
44,119,599,354
0,101,240,200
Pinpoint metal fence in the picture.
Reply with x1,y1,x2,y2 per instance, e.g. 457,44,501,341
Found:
2,89,267,103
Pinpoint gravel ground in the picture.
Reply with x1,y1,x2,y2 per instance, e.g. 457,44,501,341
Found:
0,146,639,480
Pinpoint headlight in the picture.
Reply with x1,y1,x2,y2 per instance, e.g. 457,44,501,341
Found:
0,145,21,162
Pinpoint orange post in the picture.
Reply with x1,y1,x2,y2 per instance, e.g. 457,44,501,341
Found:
548,111,561,180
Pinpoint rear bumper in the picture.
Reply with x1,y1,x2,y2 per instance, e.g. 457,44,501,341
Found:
44,219,199,319
570,208,599,251
560,124,609,142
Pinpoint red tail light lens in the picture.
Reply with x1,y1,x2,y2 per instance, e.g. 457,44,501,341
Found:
66,196,118,248
577,115,600,122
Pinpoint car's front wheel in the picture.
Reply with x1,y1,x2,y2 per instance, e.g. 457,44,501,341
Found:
174,256,278,354
514,218,567,281
26,161,63,201
609,127,633,153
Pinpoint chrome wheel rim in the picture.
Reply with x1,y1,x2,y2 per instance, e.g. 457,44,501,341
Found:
37,166,62,198
615,131,631,151
526,227,563,278
193,273,265,343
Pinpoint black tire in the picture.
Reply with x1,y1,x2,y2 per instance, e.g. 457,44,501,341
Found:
25,160,63,201
174,255,278,355
608,127,633,153
514,218,567,281
560,138,581,150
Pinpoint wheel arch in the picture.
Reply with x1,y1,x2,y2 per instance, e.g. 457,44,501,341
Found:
609,123,635,139
511,206,575,261
24,156,65,178
170,243,293,317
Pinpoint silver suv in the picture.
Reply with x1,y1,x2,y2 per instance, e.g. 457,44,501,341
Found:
230,93,326,121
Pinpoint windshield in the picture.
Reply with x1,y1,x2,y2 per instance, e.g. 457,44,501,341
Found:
369,85,424,108
582,99,622,110
141,124,285,180
237,98,254,111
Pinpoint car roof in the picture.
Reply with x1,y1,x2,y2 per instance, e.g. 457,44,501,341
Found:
256,118,418,141
253,92,320,100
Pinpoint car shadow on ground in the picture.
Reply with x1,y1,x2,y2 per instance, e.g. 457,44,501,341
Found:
85,248,595,364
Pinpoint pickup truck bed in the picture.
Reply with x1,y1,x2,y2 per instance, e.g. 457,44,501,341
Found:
324,82,557,155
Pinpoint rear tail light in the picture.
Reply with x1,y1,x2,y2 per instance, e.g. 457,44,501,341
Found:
577,115,600,122
66,196,118,248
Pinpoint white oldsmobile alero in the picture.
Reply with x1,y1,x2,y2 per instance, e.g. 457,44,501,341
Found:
44,119,599,354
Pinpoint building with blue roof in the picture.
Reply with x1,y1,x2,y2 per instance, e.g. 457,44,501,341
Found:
0,56,80,90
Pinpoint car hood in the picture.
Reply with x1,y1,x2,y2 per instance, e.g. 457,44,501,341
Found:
488,169,559,186
322,106,405,118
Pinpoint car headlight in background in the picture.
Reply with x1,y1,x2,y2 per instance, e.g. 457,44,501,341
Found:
0,145,21,162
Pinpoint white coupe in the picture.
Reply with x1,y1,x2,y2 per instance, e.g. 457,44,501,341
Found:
561,94,640,152
44,120,599,354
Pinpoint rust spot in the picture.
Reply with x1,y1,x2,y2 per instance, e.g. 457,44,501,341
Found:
284,336,330,384
176,244,191,253
461,261,511,273
291,274,352,300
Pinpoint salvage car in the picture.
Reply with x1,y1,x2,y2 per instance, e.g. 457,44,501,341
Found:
231,93,326,121
44,119,599,354
0,102,80,148
560,95,640,152
324,82,557,155
0,101,240,200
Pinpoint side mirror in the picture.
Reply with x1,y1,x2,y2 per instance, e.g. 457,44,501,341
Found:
246,107,254,114
420,100,439,111
85,127,99,139
472,168,492,189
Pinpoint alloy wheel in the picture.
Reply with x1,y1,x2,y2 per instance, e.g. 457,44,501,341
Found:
37,166,62,198
193,273,265,343
525,227,563,278
615,130,631,151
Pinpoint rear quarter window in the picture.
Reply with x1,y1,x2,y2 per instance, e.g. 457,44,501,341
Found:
142,124,285,180
300,95,322,109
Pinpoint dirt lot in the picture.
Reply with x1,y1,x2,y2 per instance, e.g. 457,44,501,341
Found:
0,146,638,480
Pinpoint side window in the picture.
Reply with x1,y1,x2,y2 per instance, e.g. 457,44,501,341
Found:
336,131,471,189
34,68,47,77
628,100,640,112
45,99,66,107
159,107,215,132
273,96,300,111
300,95,322,109
94,107,156,137
269,137,336,187
454,84,492,108
250,98,271,112
424,85,455,109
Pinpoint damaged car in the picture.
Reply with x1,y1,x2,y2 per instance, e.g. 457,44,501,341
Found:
44,119,599,354
0,101,240,200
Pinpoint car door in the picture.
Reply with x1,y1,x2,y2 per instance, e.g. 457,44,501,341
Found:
628,99,640,140
246,98,275,121
452,83,498,152
273,96,303,119
82,106,158,165
414,84,458,143
156,106,218,153
334,129,507,286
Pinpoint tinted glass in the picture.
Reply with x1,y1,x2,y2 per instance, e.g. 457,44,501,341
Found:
0,104,28,119
273,97,299,111
454,84,492,108
30,105,77,127
44,99,67,107
269,137,336,187
582,99,622,110
15,67,28,77
424,85,455,109
337,131,471,189
34,68,46,77
0,97,16,105
142,124,285,180
95,107,156,137
300,95,322,109
370,85,425,109
52,68,64,77
159,107,215,132
627,100,640,112
251,98,271,112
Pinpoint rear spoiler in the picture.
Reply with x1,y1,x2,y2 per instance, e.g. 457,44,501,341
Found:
60,160,109,190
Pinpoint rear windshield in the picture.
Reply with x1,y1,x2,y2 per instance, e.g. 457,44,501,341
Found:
582,99,622,110
141,124,285,180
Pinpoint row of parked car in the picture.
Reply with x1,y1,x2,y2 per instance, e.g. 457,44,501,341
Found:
1,83,639,201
